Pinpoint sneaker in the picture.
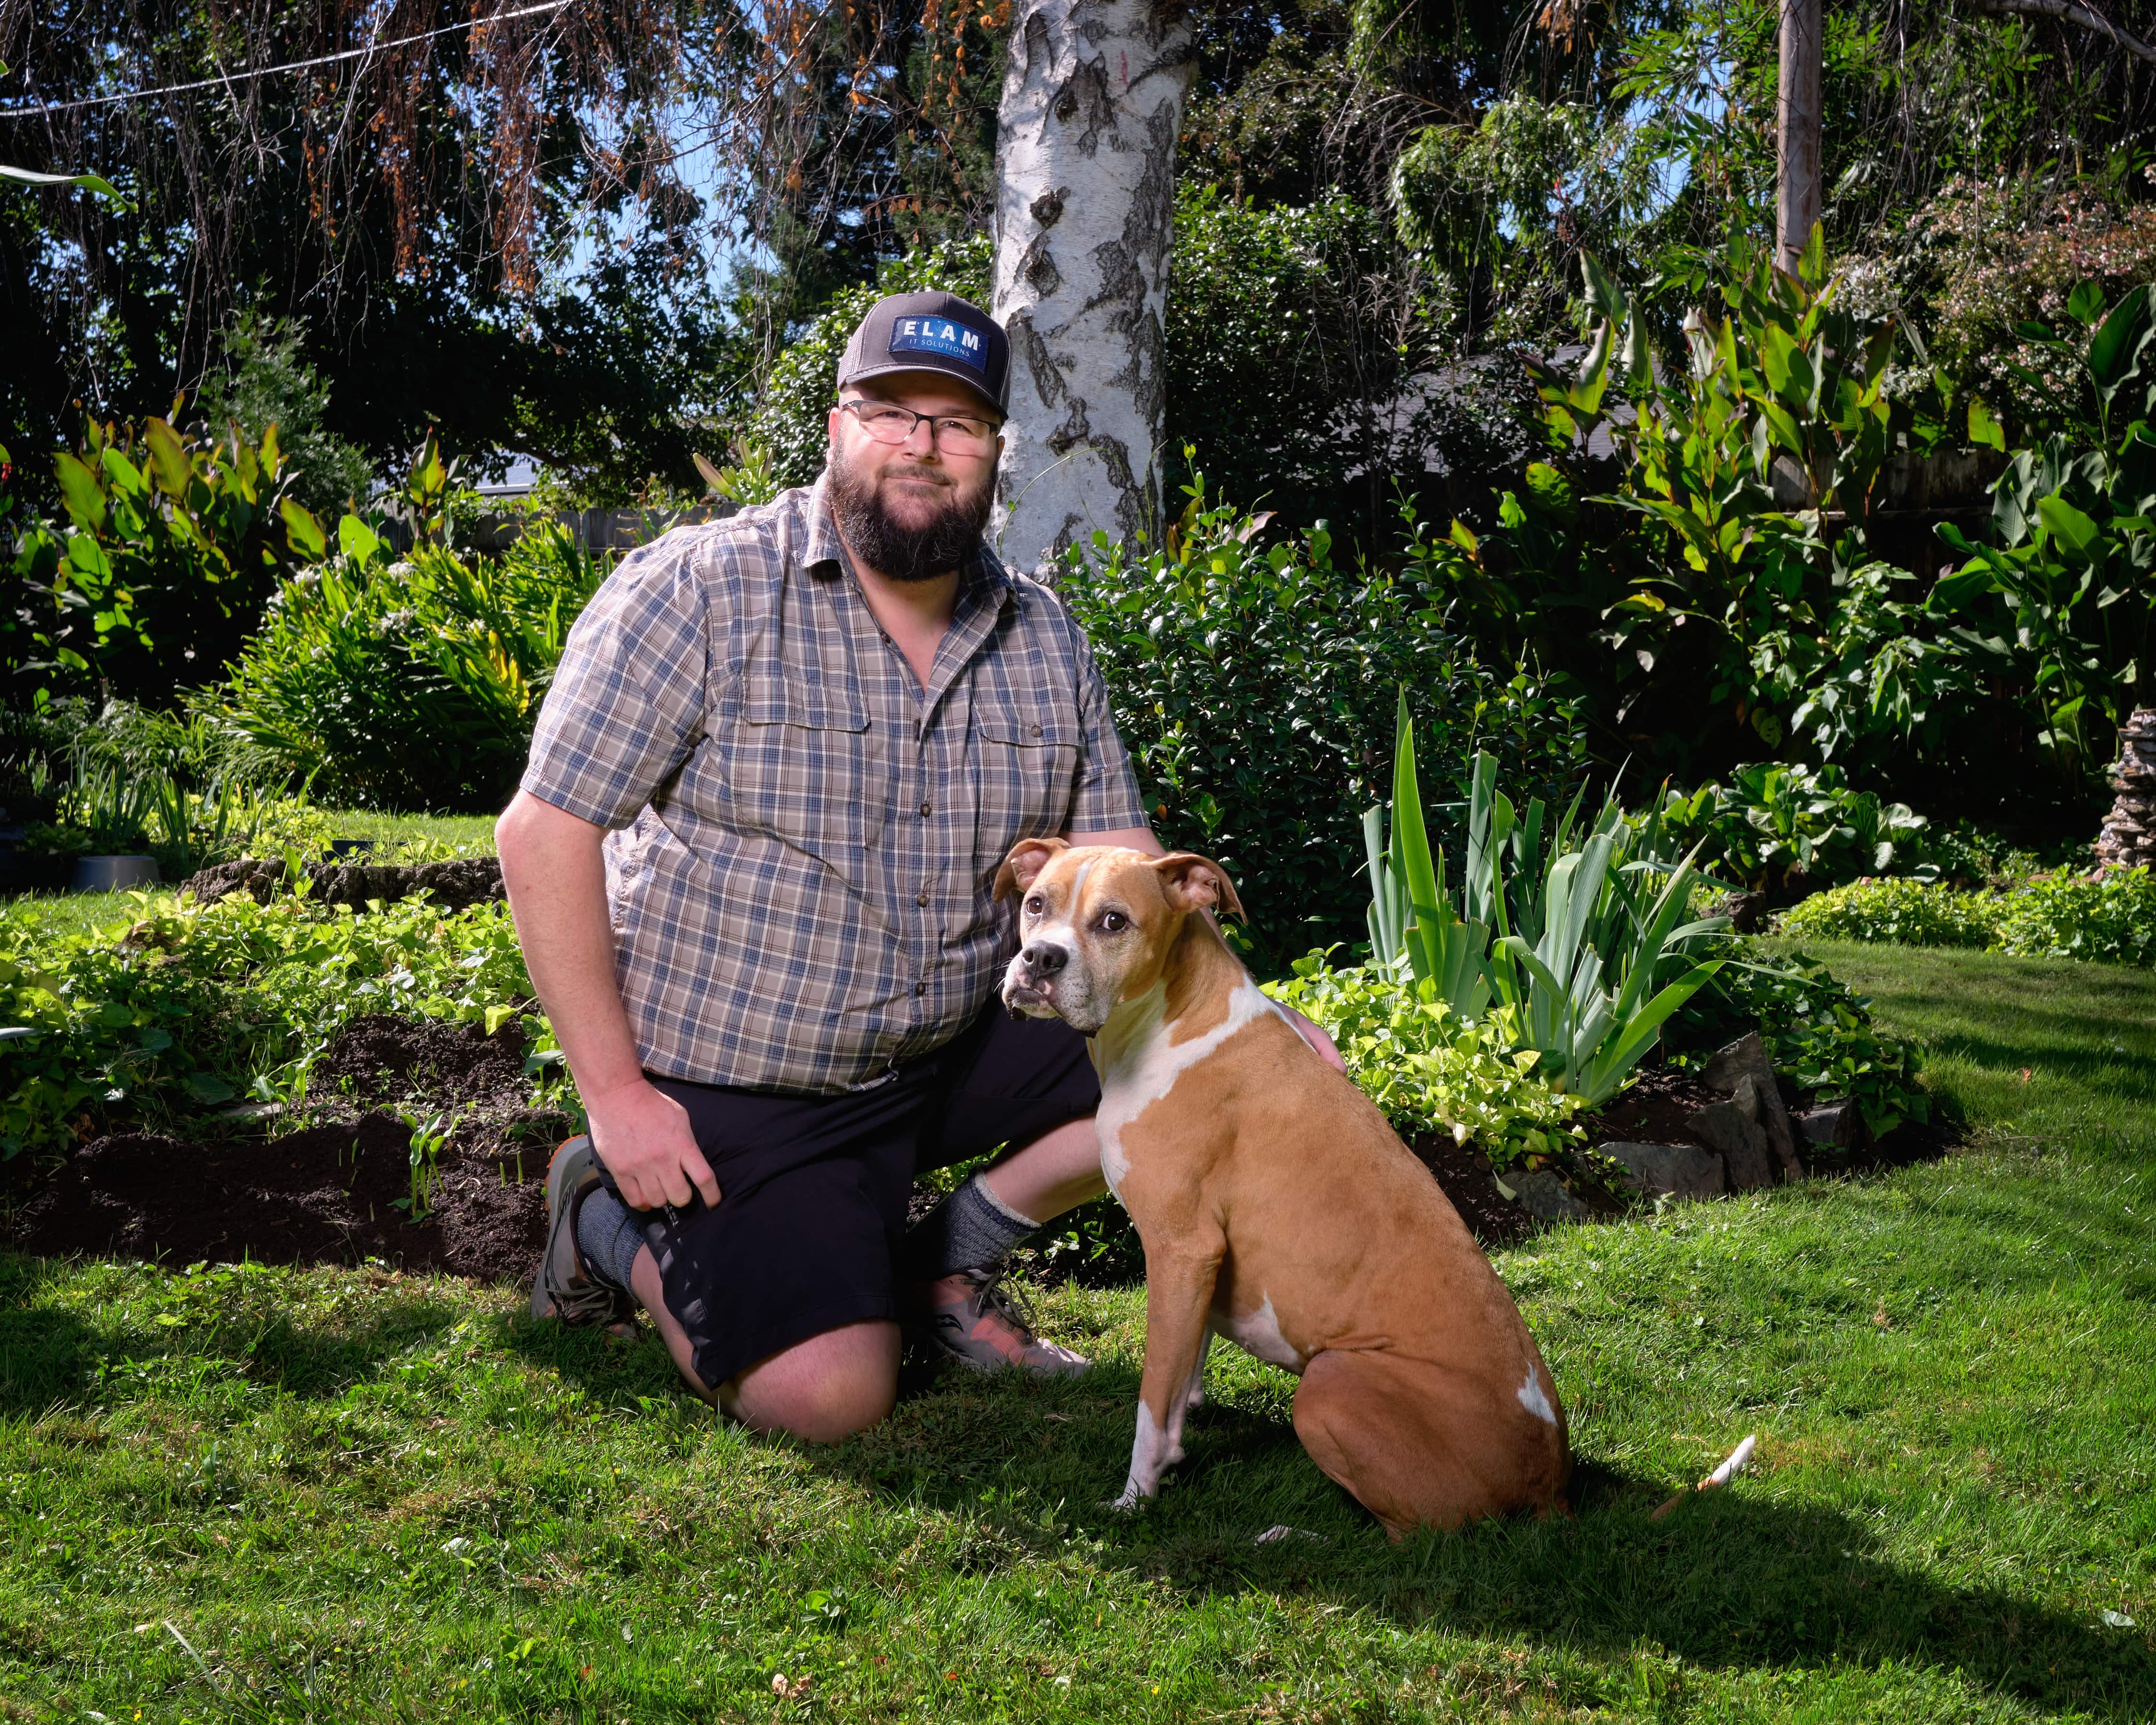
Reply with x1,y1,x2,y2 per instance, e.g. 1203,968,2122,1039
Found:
530,1136,636,1332
916,1267,1089,1377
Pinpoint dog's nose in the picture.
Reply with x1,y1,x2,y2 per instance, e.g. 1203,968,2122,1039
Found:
1021,941,1068,978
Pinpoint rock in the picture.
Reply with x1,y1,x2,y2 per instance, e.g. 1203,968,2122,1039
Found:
1505,1167,1591,1224
1601,1142,1727,1203
2097,707,2156,870
1797,1100,1865,1150
1715,891,1770,935
1699,1032,1806,1182
1687,1099,1775,1192
180,855,505,914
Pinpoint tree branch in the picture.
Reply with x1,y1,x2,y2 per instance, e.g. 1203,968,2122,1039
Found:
1967,0,2156,65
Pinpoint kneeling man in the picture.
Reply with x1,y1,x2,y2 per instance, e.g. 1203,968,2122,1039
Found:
499,289,1339,1440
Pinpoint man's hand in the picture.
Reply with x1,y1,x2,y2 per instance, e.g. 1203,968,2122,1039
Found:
1278,1001,1347,1074
586,1077,721,1212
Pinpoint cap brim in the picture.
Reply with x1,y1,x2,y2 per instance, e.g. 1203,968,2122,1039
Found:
840,360,1004,417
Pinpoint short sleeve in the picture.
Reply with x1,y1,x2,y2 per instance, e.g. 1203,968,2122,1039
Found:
521,532,713,829
1066,630,1151,834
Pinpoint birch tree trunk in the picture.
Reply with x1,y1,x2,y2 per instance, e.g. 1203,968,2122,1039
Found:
989,0,1196,579
1775,0,1822,274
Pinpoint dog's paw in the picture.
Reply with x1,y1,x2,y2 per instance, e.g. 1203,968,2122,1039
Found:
1103,1484,1151,1515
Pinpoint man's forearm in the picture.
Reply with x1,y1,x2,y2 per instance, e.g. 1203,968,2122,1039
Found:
496,790,646,1104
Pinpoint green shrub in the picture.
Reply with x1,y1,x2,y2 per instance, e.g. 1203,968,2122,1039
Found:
1780,866,2156,969
1675,948,1930,1139
6,416,313,706
1661,761,1929,893
1777,877,2002,949
1265,955,1586,1169
0,886,537,1157
214,521,606,811
1992,868,2156,967
1060,479,1588,967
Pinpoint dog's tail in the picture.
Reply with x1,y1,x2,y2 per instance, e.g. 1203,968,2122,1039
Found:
1649,1433,1756,1520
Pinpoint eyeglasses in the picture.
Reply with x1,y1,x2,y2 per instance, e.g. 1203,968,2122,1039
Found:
840,400,1002,455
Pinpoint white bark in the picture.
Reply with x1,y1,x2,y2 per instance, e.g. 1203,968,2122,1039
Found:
989,0,1196,579
1775,0,1822,275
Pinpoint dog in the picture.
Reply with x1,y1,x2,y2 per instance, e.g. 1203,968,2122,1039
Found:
995,838,1571,1538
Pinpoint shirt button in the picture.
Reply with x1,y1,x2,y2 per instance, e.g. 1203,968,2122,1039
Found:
918,800,932,817
916,889,931,906
1028,723,1042,738
913,981,927,996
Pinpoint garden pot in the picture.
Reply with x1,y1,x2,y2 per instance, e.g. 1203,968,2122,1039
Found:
72,855,161,892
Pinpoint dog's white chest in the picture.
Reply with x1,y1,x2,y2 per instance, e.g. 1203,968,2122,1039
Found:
1220,1292,1304,1369
1094,978,1280,1202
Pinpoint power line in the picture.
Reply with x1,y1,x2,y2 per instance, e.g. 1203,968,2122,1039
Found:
0,0,572,121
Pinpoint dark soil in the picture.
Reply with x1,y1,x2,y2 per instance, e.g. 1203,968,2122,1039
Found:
1585,1065,1732,1151
3,1013,570,1282
9,1111,547,1281
1,1007,1957,1285
179,856,506,914
1397,1130,1539,1249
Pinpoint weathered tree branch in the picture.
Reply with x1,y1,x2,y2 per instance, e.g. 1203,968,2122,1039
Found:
1967,0,2156,65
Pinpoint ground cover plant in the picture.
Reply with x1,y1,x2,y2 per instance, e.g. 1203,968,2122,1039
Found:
0,942,2149,1719
0,883,533,1157
1783,867,2156,971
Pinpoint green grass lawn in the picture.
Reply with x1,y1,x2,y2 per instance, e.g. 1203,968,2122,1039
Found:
1,943,2151,1721
4,812,498,943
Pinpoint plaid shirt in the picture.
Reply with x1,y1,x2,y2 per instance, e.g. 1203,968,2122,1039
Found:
521,476,1149,1094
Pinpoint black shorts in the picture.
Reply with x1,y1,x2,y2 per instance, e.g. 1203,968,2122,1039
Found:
599,1005,1099,1392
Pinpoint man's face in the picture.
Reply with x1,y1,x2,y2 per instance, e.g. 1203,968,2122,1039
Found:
825,373,1002,582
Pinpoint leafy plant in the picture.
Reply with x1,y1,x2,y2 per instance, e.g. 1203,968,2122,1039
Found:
1931,278,2156,776
1990,868,2156,968
7,415,315,706
0,885,537,1158
215,519,607,810
1366,714,1727,1105
1674,948,1930,1140
1062,477,1587,966
1265,956,1586,1170
397,1109,457,1221
1660,761,1928,894
1777,877,2002,949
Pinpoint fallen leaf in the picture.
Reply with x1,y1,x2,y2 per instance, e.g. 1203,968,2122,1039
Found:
1873,1306,1892,1329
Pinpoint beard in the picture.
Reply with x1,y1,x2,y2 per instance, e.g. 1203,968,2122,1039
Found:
828,443,995,582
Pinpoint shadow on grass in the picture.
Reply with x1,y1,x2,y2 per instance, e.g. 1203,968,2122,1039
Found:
813,1363,2156,1721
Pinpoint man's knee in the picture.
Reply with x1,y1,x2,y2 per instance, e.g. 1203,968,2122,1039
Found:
726,1320,899,1443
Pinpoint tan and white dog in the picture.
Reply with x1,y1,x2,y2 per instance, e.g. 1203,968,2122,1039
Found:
995,839,1571,1538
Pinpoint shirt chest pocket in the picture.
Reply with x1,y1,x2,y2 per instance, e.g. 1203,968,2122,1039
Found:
724,674,888,857
971,698,1082,869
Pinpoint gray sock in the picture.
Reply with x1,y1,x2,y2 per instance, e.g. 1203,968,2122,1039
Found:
905,1172,1041,1280
574,1185,645,1297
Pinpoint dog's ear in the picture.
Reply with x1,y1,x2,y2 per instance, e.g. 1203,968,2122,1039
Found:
993,836,1069,903
1154,852,1245,921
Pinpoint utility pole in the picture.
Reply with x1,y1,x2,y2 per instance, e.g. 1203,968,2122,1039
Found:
1776,0,1822,274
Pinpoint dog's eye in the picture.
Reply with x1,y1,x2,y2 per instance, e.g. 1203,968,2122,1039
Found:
1024,895,1044,916
1099,910,1128,933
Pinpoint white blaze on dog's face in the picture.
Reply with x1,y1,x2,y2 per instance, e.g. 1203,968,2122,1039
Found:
993,839,1242,1034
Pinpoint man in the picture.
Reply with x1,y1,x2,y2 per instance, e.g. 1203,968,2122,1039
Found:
499,289,1339,1442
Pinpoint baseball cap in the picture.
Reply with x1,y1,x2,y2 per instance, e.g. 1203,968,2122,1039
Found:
836,290,1010,416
